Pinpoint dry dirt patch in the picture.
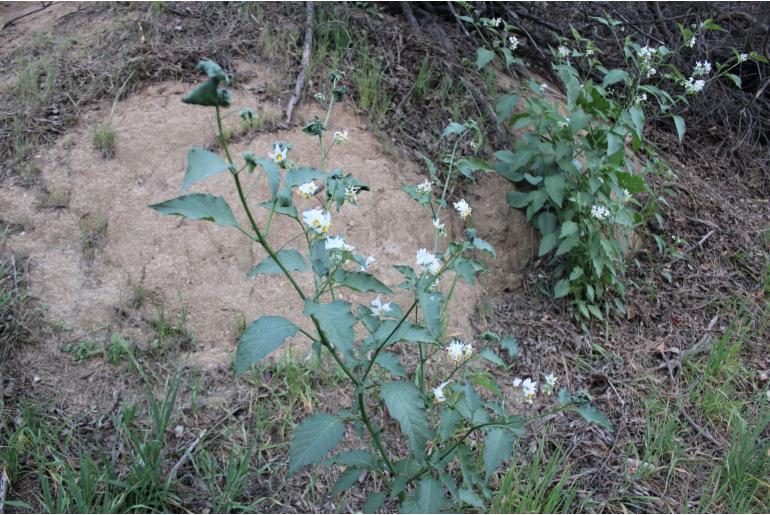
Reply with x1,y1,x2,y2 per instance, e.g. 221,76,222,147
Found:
1,67,532,378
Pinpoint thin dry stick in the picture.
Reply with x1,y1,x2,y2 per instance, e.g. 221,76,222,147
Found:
0,467,8,514
285,1,315,126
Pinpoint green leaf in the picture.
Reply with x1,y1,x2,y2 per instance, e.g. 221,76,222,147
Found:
538,233,558,257
602,69,628,87
333,271,392,293
381,381,431,458
181,78,231,107
560,220,579,237
554,279,570,299
258,198,298,218
196,59,228,82
607,132,623,156
672,115,686,142
285,167,326,187
330,468,362,496
439,408,462,441
304,300,356,360
476,47,495,70
479,348,505,367
233,316,298,376
149,193,238,227
363,492,386,514
402,478,445,513
459,488,485,509
247,250,306,277
555,235,580,257
495,94,519,124
288,413,345,475
470,236,496,258
310,239,330,276
180,146,231,192
374,320,434,346
326,449,376,469
483,428,515,480
629,105,645,139
544,174,566,207
506,190,530,209
587,303,603,320
254,157,281,197
417,290,444,338
442,121,466,138
500,336,519,359
375,351,406,377
575,405,614,431
615,171,647,194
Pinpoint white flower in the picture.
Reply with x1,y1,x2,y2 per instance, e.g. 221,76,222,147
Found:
453,199,472,219
693,61,712,77
542,373,557,395
302,208,331,235
521,378,538,403
635,93,648,104
558,45,570,58
484,17,502,27
416,179,433,195
325,235,354,252
344,185,357,201
684,77,705,94
623,188,632,202
314,92,326,102
333,129,349,145
687,35,696,48
432,217,446,235
738,53,749,63
370,295,392,318
433,381,451,402
591,204,610,221
268,142,288,164
361,255,376,271
637,45,655,61
297,181,318,199
512,378,523,388
585,47,595,56
646,67,656,78
416,248,441,275
462,342,473,358
446,340,465,361
508,35,520,52
540,82,548,92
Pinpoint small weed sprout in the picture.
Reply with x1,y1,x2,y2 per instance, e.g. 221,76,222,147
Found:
148,60,611,511
90,120,116,159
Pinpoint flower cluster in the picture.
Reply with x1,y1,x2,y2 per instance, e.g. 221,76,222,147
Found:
369,295,391,318
591,204,610,221
416,248,441,275
297,181,318,199
508,35,520,52
325,235,354,252
558,45,570,58
333,129,349,146
453,199,472,219
513,377,538,404
684,77,706,94
415,179,433,195
693,60,712,77
433,380,451,402
302,208,332,235
446,339,473,361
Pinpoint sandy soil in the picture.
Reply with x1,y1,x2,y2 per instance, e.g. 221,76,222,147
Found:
1,61,532,377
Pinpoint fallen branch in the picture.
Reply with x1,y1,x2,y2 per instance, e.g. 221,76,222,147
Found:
1,1,54,30
285,1,315,126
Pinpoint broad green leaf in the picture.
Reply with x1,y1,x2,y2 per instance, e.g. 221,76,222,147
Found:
672,115,686,142
181,78,231,107
538,233,558,257
285,167,326,187
575,405,614,431
310,239,330,276
470,236,496,258
587,303,604,320
607,132,623,156
629,105,645,139
615,171,647,194
526,189,548,220
554,279,570,299
560,220,579,237
149,193,238,227
247,249,306,277
556,235,580,256
333,270,392,293
500,336,519,359
476,47,495,70
439,408,462,441
326,449,376,469
180,146,231,192
374,320,433,346
381,381,431,458
254,157,281,197
725,73,741,88
479,348,505,367
506,190,530,208
418,290,444,338
234,316,298,376
442,121,466,138
374,351,406,377
304,300,356,360
483,428,515,480
288,413,345,475
330,468,362,496
363,492,386,514
495,94,519,124
459,488,485,509
544,174,565,207
602,69,628,87
258,197,298,218
401,478,445,514
536,211,556,238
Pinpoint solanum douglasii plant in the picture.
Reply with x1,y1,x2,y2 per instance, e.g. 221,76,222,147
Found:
149,60,611,512
462,10,763,324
